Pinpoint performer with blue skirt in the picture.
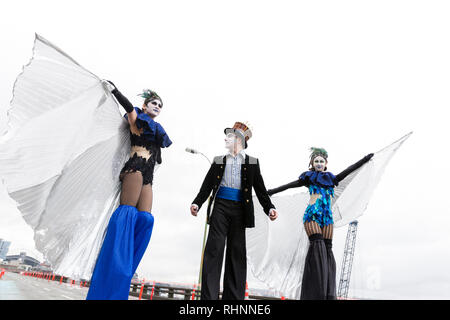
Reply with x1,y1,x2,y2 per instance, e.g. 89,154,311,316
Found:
190,122,278,300
86,82,172,300
267,147,373,300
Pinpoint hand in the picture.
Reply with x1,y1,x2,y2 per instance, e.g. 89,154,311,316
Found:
365,153,374,161
190,204,199,217
102,79,117,92
269,209,278,221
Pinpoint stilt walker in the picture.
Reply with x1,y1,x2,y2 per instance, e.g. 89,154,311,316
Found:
268,148,373,299
245,134,411,300
86,84,172,299
190,122,278,300
0,35,172,299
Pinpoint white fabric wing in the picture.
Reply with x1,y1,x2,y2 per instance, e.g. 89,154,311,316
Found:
246,132,412,299
0,34,130,280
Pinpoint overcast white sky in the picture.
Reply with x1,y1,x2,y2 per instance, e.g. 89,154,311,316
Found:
1,0,449,299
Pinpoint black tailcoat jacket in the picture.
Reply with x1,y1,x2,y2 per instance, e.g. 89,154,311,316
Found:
192,154,275,228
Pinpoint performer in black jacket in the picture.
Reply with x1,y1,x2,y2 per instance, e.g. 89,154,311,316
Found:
190,122,278,300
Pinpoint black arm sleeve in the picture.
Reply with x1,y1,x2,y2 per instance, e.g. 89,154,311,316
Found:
267,179,306,196
108,81,134,113
253,159,276,215
192,163,216,210
335,153,374,182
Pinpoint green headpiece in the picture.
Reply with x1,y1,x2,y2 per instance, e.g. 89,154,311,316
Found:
138,89,163,106
309,147,328,160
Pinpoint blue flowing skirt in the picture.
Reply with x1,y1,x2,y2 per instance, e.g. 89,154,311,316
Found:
86,205,154,300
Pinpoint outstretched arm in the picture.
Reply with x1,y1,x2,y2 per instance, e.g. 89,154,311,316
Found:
334,153,374,183
104,80,137,126
267,179,305,196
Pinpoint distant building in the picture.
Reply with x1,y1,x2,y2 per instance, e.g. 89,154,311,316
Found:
34,260,52,273
0,239,11,260
4,252,40,270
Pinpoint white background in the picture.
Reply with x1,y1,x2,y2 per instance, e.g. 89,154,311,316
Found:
1,0,449,299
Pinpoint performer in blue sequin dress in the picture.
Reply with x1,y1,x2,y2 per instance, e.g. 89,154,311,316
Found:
86,82,172,300
268,148,373,300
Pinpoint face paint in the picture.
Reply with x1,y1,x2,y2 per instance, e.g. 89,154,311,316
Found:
225,132,238,152
144,99,162,118
313,156,327,172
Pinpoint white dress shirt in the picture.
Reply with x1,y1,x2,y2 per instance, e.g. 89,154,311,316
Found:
220,150,246,190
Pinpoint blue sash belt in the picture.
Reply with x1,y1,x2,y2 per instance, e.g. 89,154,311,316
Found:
216,186,242,201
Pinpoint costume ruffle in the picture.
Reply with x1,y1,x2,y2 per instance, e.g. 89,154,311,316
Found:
124,107,172,148
120,153,157,185
299,171,337,188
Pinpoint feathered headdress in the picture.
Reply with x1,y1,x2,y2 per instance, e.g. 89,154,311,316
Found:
138,89,163,106
309,147,328,160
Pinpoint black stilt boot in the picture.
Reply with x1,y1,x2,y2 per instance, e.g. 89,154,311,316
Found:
300,233,328,300
324,238,337,300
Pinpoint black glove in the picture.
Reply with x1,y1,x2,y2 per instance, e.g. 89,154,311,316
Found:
105,80,117,92
106,80,134,113
365,153,374,161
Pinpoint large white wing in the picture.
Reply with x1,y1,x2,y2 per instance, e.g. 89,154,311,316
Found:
246,132,412,299
0,34,130,280
331,132,413,227
246,192,310,299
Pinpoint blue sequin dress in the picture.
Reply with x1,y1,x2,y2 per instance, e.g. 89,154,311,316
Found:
299,171,337,228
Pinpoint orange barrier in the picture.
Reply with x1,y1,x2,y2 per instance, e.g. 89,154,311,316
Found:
138,278,145,300
191,284,197,300
150,281,156,300
245,281,249,300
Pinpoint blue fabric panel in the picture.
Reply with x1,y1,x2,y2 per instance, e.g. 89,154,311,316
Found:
86,205,154,300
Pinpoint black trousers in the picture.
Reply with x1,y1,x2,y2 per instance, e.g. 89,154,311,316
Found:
300,234,337,300
201,197,246,300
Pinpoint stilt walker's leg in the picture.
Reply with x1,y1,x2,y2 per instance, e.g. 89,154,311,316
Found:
86,205,139,300
300,233,328,300
201,201,228,300
132,211,154,275
132,182,155,275
222,203,246,300
324,239,337,300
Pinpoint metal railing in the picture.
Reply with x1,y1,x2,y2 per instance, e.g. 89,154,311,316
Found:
5,267,281,300
128,282,282,300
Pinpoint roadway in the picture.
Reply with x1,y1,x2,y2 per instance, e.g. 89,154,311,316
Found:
0,271,140,300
